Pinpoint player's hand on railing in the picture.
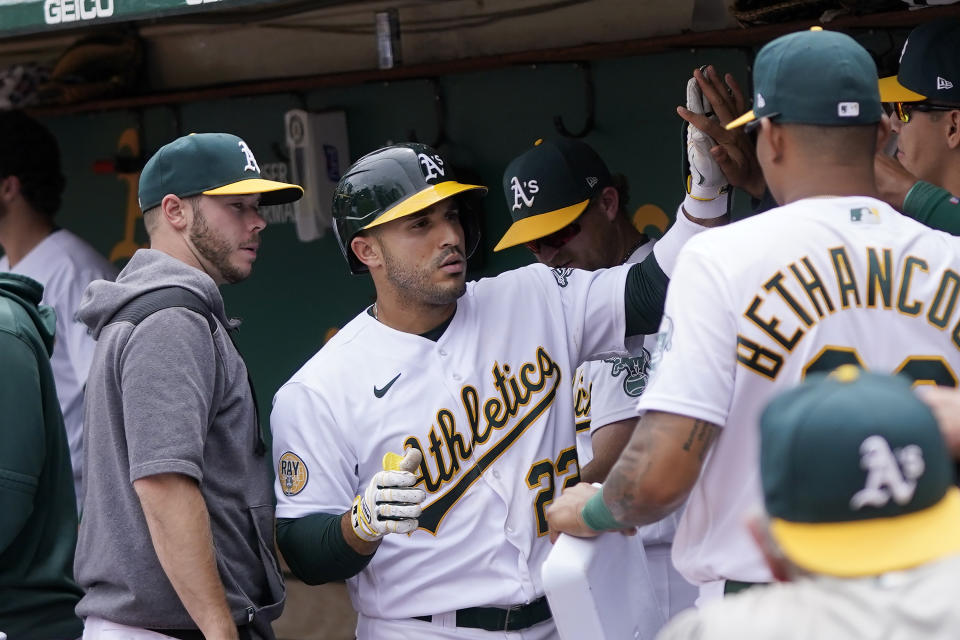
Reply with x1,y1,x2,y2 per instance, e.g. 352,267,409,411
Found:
546,482,636,543
351,449,426,542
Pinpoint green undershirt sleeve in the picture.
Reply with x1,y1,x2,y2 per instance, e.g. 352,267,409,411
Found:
624,256,669,337
277,513,374,585
902,181,960,235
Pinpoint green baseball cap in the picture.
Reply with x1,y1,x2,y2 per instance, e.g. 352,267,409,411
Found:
727,28,882,130
138,133,304,212
760,366,960,578
494,138,611,251
879,19,960,104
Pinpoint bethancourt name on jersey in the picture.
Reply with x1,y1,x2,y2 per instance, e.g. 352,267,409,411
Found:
738,245,960,380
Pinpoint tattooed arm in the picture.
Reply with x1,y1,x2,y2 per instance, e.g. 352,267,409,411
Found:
546,411,718,539
605,412,717,524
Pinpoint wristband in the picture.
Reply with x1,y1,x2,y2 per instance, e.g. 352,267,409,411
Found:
581,487,627,531
682,191,729,220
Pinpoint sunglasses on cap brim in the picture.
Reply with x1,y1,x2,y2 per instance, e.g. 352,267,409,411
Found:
525,222,582,254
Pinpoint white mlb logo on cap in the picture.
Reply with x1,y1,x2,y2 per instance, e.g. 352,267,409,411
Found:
838,102,860,117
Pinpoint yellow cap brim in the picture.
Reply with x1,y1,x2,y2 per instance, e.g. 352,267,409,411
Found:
363,181,488,231
726,110,756,130
770,487,960,578
203,178,304,205
493,199,589,252
878,75,926,103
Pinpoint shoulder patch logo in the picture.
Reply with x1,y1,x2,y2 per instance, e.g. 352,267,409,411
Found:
937,76,954,91
551,267,573,287
849,207,880,224
279,451,308,496
510,176,539,210
238,139,260,173
850,435,924,510
418,153,445,181
604,347,651,397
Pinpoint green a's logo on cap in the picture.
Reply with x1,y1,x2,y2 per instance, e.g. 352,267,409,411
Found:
238,139,260,173
850,435,925,511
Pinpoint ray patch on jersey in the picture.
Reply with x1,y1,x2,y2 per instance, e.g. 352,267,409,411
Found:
279,451,308,496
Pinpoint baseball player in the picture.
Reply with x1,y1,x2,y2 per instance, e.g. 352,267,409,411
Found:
875,18,960,232
0,110,118,508
658,368,960,639
269,142,716,639
495,121,729,625
546,27,960,606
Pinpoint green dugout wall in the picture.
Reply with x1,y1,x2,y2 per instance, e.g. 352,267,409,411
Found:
34,48,749,437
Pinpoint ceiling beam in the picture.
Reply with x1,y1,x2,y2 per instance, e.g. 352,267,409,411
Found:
29,4,958,117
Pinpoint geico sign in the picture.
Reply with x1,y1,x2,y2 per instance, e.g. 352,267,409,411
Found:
44,0,114,24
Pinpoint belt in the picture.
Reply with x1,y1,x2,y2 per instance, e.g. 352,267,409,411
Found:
147,626,252,640
413,595,552,632
723,579,766,595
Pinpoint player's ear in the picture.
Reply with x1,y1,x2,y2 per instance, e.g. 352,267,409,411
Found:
875,116,893,154
351,233,383,270
160,194,190,231
598,185,619,222
0,174,21,204
758,118,784,164
945,109,960,150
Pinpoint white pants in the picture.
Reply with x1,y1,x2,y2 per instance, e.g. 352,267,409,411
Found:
356,613,560,640
82,617,178,640
645,543,698,623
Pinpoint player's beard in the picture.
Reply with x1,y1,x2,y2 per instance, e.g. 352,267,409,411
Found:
189,204,252,284
381,243,466,306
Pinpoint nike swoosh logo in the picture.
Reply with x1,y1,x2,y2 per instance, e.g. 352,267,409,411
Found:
374,373,401,398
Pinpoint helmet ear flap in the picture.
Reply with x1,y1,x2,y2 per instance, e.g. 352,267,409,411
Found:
333,212,369,275
455,192,483,264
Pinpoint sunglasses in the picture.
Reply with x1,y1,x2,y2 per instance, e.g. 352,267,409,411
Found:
892,102,958,123
525,222,582,254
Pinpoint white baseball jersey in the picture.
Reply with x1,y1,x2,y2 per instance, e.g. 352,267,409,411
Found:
0,229,117,505
272,263,630,620
637,196,960,590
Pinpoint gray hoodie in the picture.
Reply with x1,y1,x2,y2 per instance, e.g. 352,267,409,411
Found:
74,249,283,636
